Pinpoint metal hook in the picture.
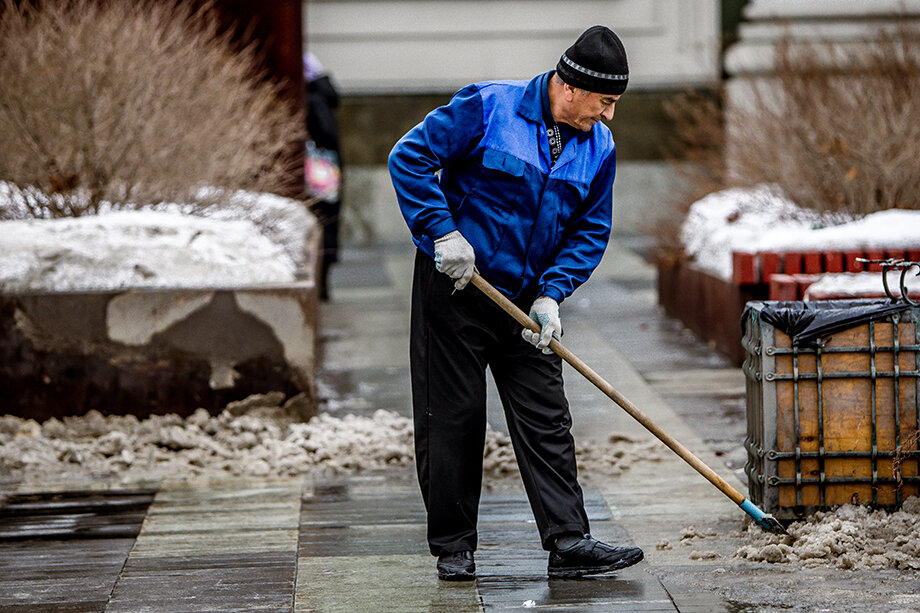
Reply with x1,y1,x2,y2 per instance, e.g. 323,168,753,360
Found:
900,262,920,306
857,257,905,301
856,257,920,303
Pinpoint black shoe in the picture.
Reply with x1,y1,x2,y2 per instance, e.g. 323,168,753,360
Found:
437,550,476,581
548,535,643,578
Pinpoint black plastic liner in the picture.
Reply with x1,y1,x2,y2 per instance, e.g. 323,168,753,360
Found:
753,299,912,348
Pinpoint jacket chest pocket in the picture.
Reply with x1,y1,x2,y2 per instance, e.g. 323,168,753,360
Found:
482,148,525,177
479,148,531,210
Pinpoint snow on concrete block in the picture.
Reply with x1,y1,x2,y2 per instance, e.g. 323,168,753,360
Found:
0,191,322,421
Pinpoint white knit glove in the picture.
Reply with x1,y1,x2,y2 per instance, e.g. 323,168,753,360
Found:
522,296,561,354
433,230,475,290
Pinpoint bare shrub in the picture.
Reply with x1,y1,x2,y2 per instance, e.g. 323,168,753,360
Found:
656,89,726,263
0,0,305,219
660,25,920,256
731,28,920,218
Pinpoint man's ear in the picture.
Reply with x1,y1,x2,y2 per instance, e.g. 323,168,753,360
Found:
562,82,578,102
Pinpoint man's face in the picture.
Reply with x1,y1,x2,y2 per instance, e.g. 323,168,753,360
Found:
561,86,620,131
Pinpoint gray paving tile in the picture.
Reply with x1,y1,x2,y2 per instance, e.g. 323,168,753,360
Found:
106,478,301,611
299,522,430,557
476,566,675,611
107,551,295,613
294,554,482,613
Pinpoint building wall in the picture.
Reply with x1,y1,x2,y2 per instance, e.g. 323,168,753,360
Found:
303,0,721,243
305,0,719,94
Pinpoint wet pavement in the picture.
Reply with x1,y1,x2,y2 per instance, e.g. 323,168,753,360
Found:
313,239,746,612
5,238,920,612
317,240,920,613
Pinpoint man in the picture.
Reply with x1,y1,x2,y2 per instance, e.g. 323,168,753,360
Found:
388,25,643,580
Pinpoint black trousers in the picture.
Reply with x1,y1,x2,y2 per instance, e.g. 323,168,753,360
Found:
410,252,589,555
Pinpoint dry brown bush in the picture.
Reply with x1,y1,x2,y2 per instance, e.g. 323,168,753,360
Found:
659,25,920,256
656,89,726,263
0,0,305,219
732,28,920,218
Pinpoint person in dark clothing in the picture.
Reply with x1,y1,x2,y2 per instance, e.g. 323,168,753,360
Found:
304,52,342,301
388,26,644,580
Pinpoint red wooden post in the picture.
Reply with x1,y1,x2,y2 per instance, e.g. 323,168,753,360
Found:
732,252,758,285
824,251,845,273
769,274,799,301
844,251,865,272
802,251,823,274
783,252,803,274
761,252,781,279
864,250,885,271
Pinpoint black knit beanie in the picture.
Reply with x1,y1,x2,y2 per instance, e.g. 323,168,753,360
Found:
556,25,629,95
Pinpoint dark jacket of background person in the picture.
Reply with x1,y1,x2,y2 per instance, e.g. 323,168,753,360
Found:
305,55,342,300
307,75,341,156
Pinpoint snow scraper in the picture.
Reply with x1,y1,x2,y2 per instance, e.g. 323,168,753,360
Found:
470,272,788,535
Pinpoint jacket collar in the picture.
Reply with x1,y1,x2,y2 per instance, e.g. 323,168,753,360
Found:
517,71,592,143
517,72,548,124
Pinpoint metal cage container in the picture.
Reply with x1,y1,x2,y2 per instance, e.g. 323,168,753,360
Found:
743,300,920,519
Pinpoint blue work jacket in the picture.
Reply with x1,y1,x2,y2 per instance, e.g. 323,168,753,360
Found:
388,71,616,303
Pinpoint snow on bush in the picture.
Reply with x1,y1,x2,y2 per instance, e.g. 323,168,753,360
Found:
679,185,821,279
681,185,920,280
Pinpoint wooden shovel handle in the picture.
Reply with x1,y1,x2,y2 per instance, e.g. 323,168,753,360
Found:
469,271,746,506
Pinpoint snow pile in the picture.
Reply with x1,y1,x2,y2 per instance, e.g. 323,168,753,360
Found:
0,184,315,292
680,185,920,280
484,430,669,477
578,432,670,475
0,403,414,482
735,498,920,570
658,525,724,560
0,403,668,484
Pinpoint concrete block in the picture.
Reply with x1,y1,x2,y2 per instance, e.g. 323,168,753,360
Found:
0,283,319,420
